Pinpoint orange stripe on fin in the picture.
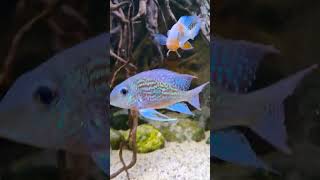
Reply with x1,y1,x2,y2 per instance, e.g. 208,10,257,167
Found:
181,41,193,50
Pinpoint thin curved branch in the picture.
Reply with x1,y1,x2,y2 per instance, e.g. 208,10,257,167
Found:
110,50,137,70
61,5,88,27
0,0,63,91
131,0,147,21
110,1,130,11
112,11,129,23
165,0,177,22
110,110,138,179
110,25,121,34
171,0,193,14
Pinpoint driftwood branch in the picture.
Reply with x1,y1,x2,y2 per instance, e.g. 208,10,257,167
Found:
132,0,147,21
0,0,63,93
110,50,137,69
165,0,177,22
110,1,139,179
110,1,129,11
110,110,138,179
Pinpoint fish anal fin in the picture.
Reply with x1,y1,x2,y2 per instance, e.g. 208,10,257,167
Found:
166,102,193,115
181,41,194,50
139,109,177,122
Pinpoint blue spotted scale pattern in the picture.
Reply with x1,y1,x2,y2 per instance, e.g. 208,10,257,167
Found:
57,56,108,174
134,78,183,109
135,69,195,91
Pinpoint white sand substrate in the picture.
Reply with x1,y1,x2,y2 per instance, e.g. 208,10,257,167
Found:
110,132,210,180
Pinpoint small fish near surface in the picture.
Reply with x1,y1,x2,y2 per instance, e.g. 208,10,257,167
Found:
0,33,109,174
210,38,318,172
154,15,203,58
110,69,209,121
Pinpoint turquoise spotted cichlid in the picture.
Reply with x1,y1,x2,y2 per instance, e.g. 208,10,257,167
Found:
0,33,109,174
210,38,318,172
154,15,203,57
110,69,209,121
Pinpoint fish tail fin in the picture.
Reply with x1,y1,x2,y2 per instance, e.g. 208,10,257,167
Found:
154,34,167,45
187,82,209,110
245,64,318,154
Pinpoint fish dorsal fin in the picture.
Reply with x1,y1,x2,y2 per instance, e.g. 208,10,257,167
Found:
178,16,199,30
134,69,197,90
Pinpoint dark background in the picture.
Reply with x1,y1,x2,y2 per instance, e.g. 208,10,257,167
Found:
213,0,320,179
0,1,105,179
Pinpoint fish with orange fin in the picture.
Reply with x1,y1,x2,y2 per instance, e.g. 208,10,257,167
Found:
154,15,202,57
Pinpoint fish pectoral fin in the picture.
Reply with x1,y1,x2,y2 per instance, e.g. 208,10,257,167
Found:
181,41,194,50
139,109,177,122
154,34,167,45
167,50,181,58
165,102,194,115
166,50,171,57
175,51,181,58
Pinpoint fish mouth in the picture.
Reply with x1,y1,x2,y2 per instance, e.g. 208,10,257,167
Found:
109,96,121,108
109,99,115,107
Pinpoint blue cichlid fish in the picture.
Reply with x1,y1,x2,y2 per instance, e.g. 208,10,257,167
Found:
0,33,109,174
110,69,209,121
154,15,202,57
210,38,318,172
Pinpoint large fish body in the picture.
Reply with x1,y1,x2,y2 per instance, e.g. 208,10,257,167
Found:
211,38,318,171
0,33,109,174
212,64,317,153
110,69,209,121
154,15,202,57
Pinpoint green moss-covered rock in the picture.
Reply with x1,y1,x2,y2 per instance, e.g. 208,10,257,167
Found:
178,120,206,141
152,114,206,142
110,128,124,150
121,124,165,153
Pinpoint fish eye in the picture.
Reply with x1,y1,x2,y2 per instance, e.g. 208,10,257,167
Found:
34,86,57,105
120,88,128,95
